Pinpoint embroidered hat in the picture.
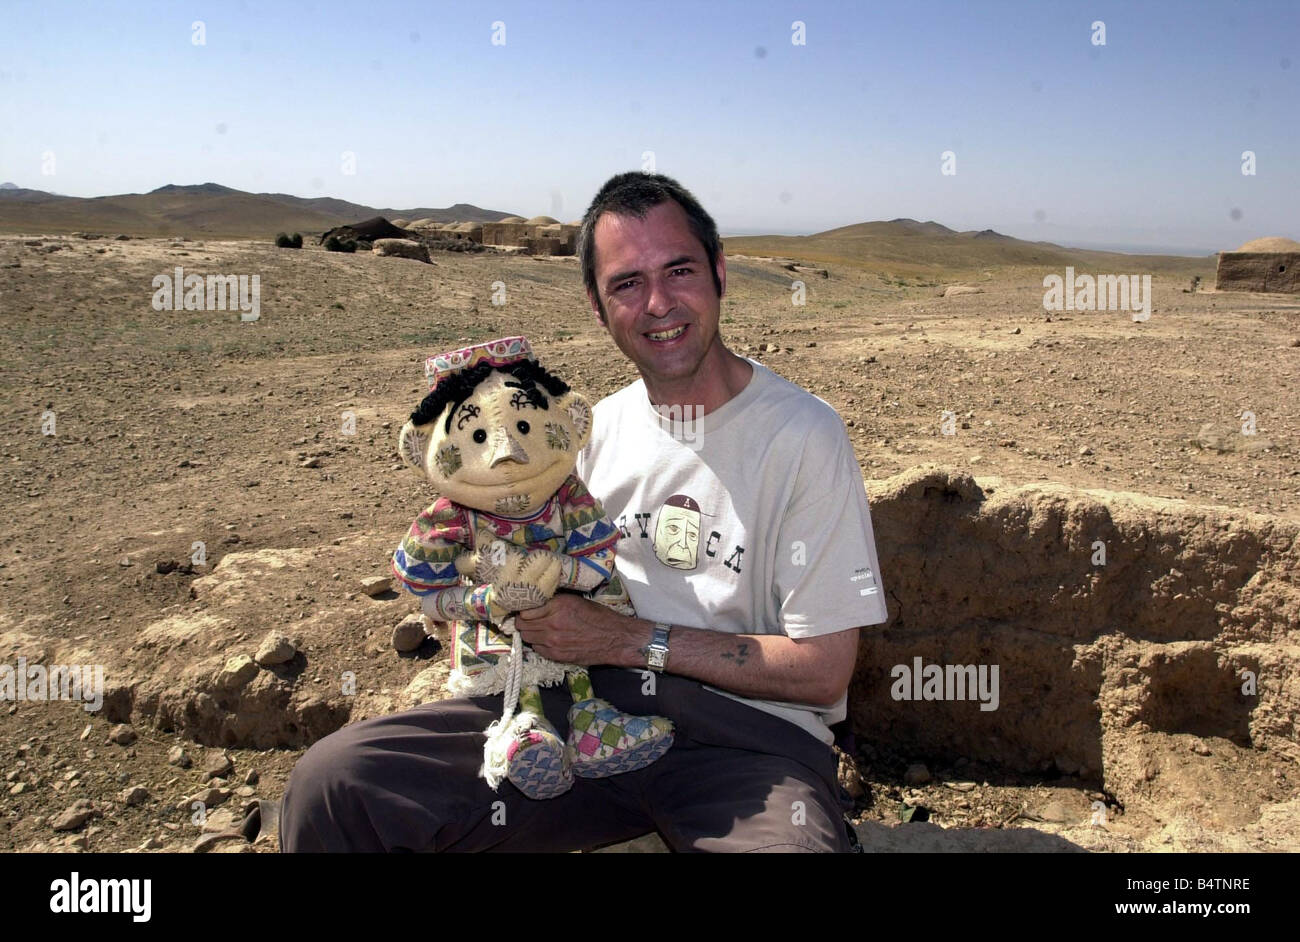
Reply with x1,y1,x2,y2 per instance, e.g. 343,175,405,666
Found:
424,336,534,391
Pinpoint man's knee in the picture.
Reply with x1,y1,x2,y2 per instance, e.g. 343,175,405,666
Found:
280,721,397,852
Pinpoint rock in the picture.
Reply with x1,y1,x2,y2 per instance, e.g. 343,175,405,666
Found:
139,836,164,850
942,285,983,297
402,664,450,708
52,799,98,832
835,746,866,799
372,239,432,263
79,724,93,741
192,831,247,853
167,745,192,768
301,456,321,468
903,763,931,786
9,782,26,796
215,654,259,690
392,613,427,652
1037,800,1072,823
1191,739,1212,756
120,786,150,806
199,807,238,834
1011,327,1021,334
255,632,296,666
186,786,230,810
243,768,259,786
203,752,234,779
1078,446,1093,457
236,785,255,798
764,343,780,353
107,724,137,746
361,576,391,597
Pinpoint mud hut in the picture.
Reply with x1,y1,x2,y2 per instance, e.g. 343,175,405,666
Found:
1215,237,1300,293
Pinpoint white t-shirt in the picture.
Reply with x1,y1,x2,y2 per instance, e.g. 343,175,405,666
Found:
575,357,888,745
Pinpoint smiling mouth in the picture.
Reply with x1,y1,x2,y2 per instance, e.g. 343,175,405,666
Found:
463,459,558,488
646,324,687,342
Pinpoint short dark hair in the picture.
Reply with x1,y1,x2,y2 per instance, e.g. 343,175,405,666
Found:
411,360,570,434
578,172,723,322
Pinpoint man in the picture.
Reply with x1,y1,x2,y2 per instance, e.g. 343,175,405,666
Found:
279,172,888,852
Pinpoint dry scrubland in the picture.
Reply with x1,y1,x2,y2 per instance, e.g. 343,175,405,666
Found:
1,233,1298,853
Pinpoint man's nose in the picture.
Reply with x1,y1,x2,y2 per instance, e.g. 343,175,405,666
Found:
644,272,675,318
488,427,529,467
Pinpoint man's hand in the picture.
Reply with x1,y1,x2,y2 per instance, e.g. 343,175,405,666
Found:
516,596,861,707
513,594,637,665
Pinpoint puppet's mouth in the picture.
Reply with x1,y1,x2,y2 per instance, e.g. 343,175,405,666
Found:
461,458,565,490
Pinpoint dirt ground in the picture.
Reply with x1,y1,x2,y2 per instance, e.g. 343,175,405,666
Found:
1,233,1296,852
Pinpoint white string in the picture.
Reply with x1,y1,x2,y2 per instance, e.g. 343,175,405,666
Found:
499,618,523,727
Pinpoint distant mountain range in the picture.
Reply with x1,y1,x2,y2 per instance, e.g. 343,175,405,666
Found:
0,182,517,238
725,217,1210,274
0,182,1213,272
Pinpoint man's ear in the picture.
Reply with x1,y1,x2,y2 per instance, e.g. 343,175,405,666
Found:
398,420,430,470
586,288,606,327
561,392,593,450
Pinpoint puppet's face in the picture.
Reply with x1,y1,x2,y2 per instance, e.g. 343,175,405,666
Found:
399,370,592,516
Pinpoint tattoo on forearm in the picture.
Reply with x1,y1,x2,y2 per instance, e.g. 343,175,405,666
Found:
720,641,750,666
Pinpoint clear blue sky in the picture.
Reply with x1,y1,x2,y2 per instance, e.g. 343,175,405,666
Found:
2,0,1296,253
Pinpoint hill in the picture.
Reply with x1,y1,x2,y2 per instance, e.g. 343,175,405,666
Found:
0,183,516,239
726,218,1208,276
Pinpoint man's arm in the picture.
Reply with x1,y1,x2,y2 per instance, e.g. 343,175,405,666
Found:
513,594,860,708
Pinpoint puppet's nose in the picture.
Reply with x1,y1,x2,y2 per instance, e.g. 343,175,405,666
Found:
488,428,530,467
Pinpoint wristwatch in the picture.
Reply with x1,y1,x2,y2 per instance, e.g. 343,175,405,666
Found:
646,622,672,672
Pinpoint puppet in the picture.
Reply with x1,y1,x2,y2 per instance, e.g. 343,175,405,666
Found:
391,336,673,799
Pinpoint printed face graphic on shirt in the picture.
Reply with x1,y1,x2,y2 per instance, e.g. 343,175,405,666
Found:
654,494,701,570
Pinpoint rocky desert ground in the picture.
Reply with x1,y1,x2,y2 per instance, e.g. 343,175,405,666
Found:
1,232,1297,853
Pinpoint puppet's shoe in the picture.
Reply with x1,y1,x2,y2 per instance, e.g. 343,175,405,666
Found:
567,698,674,778
500,714,574,800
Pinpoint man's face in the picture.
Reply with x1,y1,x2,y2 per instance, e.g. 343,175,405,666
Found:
587,200,727,389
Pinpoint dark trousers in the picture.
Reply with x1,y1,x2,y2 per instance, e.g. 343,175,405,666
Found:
279,666,853,852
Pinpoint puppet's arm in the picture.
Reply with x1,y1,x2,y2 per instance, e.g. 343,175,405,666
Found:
419,583,502,623
393,512,514,624
457,532,612,594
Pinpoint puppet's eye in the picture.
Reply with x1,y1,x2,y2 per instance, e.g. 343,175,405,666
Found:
472,429,487,444
516,421,530,435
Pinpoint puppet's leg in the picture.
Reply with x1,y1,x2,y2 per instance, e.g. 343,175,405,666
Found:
480,623,573,800
565,668,675,778
496,683,574,800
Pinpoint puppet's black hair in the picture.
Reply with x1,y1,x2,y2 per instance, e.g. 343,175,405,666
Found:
410,359,571,434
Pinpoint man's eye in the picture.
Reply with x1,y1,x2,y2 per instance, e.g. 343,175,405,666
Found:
472,429,487,444
516,421,530,435
672,267,692,276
